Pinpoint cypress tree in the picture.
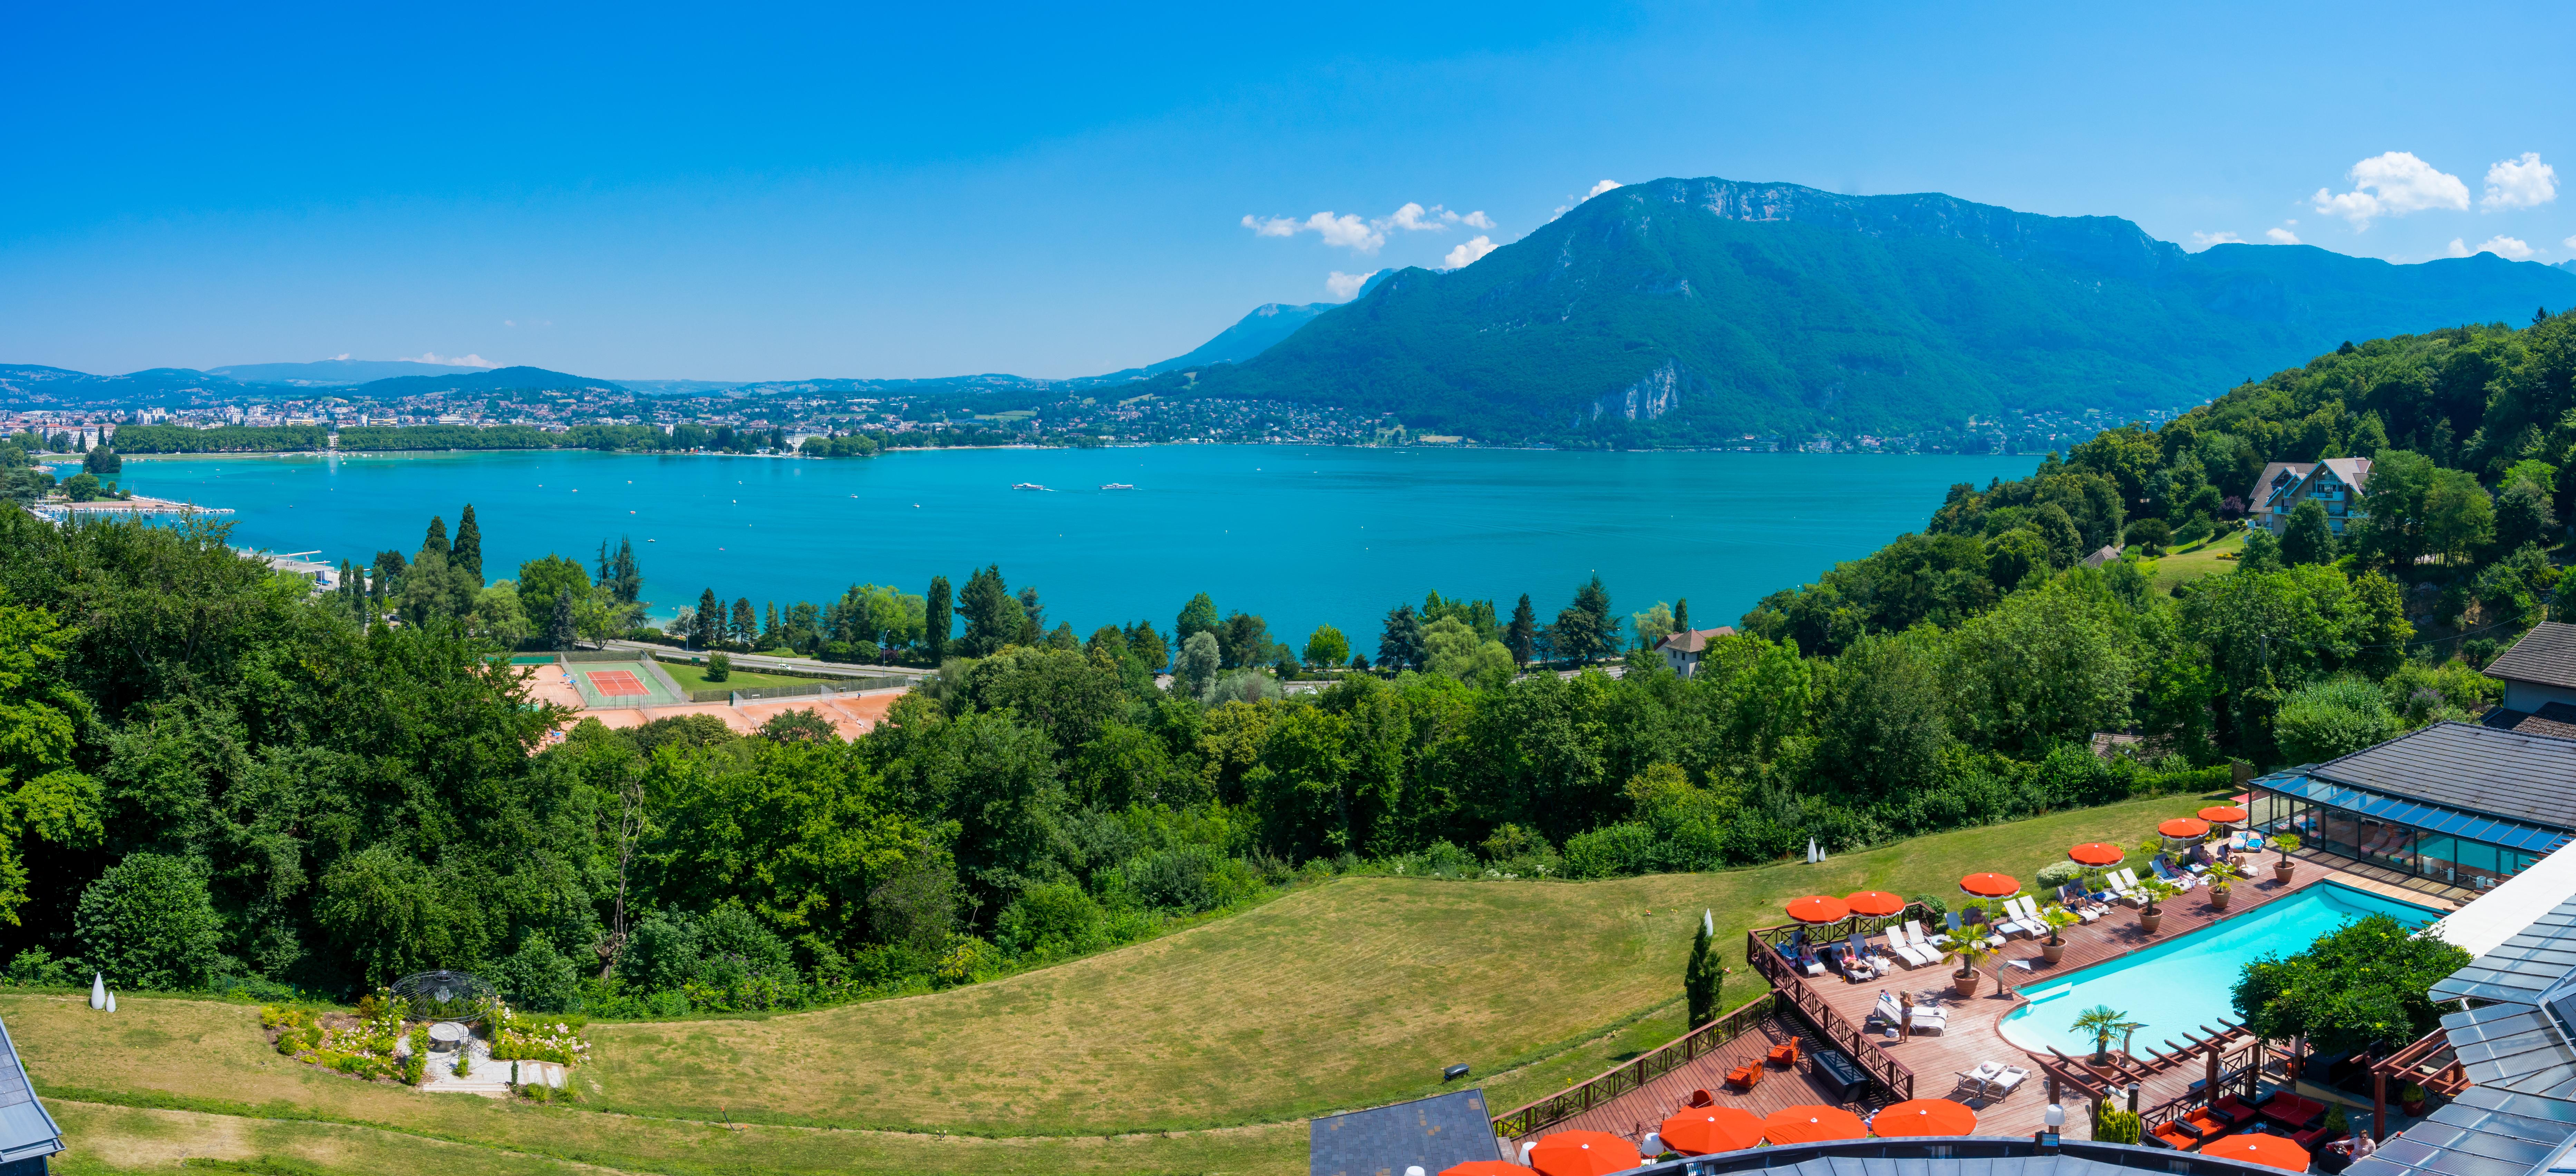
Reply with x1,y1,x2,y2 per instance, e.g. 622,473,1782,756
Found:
420,516,449,561
1673,597,1689,635
1684,914,1721,1029
452,504,483,584
731,597,756,647
925,576,952,663
764,601,779,648
548,589,577,650
696,588,720,649
1506,594,1537,666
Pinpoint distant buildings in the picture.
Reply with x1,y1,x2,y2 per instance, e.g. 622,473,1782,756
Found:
2251,457,2371,536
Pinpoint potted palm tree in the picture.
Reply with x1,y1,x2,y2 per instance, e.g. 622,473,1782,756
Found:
2071,1004,2144,1067
2039,904,2079,964
2136,877,2179,935
2272,833,2302,883
1948,936,1995,998
2207,863,2235,911
2402,1082,2428,1116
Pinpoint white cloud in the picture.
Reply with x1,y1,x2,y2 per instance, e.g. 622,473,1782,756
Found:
331,352,350,360
2266,227,2302,244
2189,231,2245,250
2483,152,2558,210
404,351,497,368
2451,234,2536,260
1587,179,1620,199
2566,234,2576,251
1326,270,1378,300
1242,202,1480,254
2312,152,2470,229
1461,210,1496,230
1441,235,1498,269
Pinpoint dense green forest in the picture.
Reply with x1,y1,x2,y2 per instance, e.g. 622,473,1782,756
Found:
107,424,327,453
0,314,2563,1020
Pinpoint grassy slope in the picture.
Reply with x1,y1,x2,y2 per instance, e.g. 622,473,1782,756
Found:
656,662,824,691
2146,528,2248,595
22,791,2213,1175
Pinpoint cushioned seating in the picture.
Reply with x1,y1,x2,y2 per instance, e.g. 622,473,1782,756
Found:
1726,1062,1762,1090
1767,1040,1801,1067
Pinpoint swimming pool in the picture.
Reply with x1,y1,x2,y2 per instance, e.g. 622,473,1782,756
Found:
1996,883,2440,1057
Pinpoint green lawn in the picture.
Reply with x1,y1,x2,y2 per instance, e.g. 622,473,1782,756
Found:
656,661,832,692
16,788,2225,1175
2146,527,2248,594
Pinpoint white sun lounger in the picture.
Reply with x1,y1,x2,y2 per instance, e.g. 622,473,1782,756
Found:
1886,929,1934,969
2004,896,2048,937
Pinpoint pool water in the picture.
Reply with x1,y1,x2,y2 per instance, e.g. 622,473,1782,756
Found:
1996,883,2441,1057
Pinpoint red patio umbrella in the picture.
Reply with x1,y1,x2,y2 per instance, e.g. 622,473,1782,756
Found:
1527,1130,1642,1176
1659,1106,1765,1156
1844,890,1906,916
2199,805,2250,824
1958,873,2019,898
1870,1098,1977,1137
1764,1105,1867,1144
2198,1134,2312,1172
1441,1164,1541,1176
2069,843,2125,865
1786,895,1851,923
2158,817,2212,839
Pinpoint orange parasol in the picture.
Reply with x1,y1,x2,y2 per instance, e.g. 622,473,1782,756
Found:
1441,1164,1541,1176
2199,805,2250,824
1658,1106,1765,1156
1870,1098,1977,1137
1958,873,2019,898
1763,1105,1867,1144
2198,1134,2312,1171
2069,843,2125,865
1844,890,1906,916
1786,895,1851,923
2158,817,2211,839
1527,1131,1642,1176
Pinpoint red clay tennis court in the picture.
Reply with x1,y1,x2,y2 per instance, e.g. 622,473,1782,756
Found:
584,668,651,697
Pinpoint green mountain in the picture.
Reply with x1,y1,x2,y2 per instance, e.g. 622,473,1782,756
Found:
205,358,487,384
1191,177,2576,443
351,365,624,396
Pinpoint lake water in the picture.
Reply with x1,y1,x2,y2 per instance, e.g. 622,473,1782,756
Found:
99,446,2036,647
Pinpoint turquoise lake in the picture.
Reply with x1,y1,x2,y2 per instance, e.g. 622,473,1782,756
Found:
97,446,2038,646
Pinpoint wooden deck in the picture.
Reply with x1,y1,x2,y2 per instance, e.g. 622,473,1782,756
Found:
1550,860,2394,1150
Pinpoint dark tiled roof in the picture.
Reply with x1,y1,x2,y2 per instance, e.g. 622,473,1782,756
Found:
2483,703,2576,740
2311,721,2576,831
0,1018,60,1166
2488,623,2576,691
1310,1089,1493,1176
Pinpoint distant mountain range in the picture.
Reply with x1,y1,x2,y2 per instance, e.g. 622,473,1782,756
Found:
11,181,2574,439
1180,177,2576,441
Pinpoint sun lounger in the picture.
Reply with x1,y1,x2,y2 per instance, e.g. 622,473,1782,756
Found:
1953,1062,2003,1099
1990,897,2036,938
1906,1002,1946,1035
1906,920,1948,955
1884,929,1932,968
1847,932,1894,977
1873,991,1906,1030
1947,911,2004,949
2110,868,2146,905
1987,1065,2031,1100
2012,895,2053,936
2056,884,2102,922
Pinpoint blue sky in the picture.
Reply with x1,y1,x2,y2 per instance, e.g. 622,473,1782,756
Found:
4,1,2570,381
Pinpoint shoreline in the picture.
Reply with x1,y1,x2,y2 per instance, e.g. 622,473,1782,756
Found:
96,441,2028,462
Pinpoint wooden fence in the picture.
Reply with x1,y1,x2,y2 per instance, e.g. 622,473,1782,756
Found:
1489,991,1778,1140
1746,929,1917,1102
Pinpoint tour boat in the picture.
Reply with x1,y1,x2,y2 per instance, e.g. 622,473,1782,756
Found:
1012,482,1047,490
1100,483,1134,490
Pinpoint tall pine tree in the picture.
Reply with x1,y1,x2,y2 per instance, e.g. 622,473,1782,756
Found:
925,575,952,663
1673,597,1689,635
1504,594,1537,666
452,504,483,584
547,589,577,650
419,516,449,562
1684,912,1721,1028
731,598,756,647
695,588,720,649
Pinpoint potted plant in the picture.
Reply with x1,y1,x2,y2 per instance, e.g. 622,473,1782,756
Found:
1948,937,1995,998
2040,904,2079,964
2402,1082,2428,1116
2207,868,2235,911
2273,834,2302,883
2136,878,2179,935
2071,1004,2144,1067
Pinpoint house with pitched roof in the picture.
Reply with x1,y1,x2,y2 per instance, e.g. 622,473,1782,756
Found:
1653,626,1735,678
0,1017,63,1175
2251,456,2372,537
2482,622,2576,716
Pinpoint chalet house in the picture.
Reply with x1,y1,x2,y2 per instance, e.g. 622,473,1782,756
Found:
2481,623,2576,736
2251,457,2371,536
1654,626,1736,678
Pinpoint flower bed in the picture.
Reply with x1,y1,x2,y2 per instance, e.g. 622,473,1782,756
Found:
487,1002,588,1066
262,993,422,1083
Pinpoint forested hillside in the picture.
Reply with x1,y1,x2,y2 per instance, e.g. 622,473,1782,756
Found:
1191,177,2576,444
0,314,2565,1020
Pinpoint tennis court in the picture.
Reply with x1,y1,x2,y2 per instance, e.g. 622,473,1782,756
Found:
584,668,652,697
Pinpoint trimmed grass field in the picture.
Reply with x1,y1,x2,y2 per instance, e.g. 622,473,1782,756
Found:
656,661,834,692
20,790,2220,1174
2147,527,2248,594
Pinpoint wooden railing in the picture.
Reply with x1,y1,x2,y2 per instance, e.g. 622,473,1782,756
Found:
1746,930,1917,1102
1489,991,1778,1140
1745,903,1929,955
